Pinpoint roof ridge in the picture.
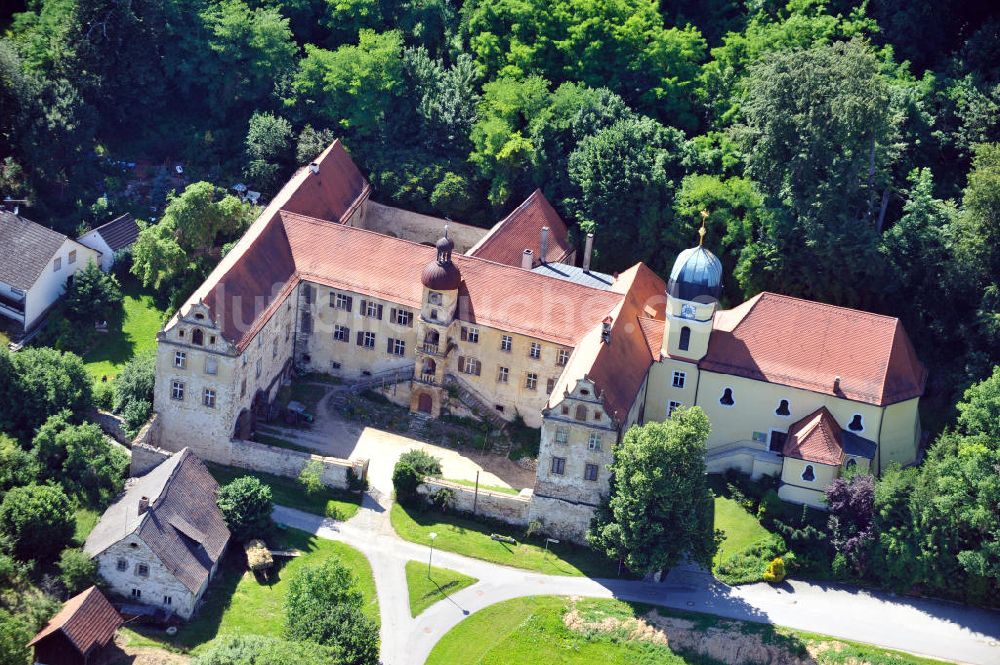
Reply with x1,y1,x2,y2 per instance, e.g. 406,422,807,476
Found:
90,212,134,232
759,291,901,324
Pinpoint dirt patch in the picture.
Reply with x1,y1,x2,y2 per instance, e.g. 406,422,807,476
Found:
96,634,191,665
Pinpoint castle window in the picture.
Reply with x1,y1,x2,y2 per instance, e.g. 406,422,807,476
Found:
525,372,538,390
387,338,406,356
776,399,790,416
801,465,815,482
672,371,686,388
574,404,587,421
561,405,570,416
719,388,735,406
848,414,864,432
555,427,568,444
459,357,481,376
203,388,216,408
170,381,184,401
137,564,149,577
192,328,204,346
679,326,691,351
593,410,601,421
461,326,479,343
334,325,350,342
556,349,569,366
529,342,541,359
584,463,599,481
303,285,313,304
392,308,412,326
428,292,442,305
164,596,172,606
357,331,376,349
131,588,142,599
668,401,681,417
333,292,353,311
116,558,127,572
546,378,556,393
362,300,383,319
500,335,512,352
588,432,602,451
550,457,566,475
174,351,186,369
496,366,509,383
209,335,216,344
429,309,438,320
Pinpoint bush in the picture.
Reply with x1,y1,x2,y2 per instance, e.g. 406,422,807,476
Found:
93,381,115,411
0,609,33,665
0,434,39,493
763,556,786,583
122,399,152,436
217,476,273,542
0,484,74,562
3,347,93,438
398,449,442,477
715,533,788,586
193,634,339,665
58,548,100,594
113,351,156,413
391,461,421,505
32,412,128,503
429,488,455,512
757,489,784,526
298,460,325,496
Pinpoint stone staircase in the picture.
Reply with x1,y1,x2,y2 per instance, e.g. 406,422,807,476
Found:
346,364,415,394
443,375,510,455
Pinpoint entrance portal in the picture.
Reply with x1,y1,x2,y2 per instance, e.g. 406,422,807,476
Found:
417,392,433,414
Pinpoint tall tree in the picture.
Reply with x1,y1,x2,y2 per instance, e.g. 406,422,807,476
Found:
588,407,716,574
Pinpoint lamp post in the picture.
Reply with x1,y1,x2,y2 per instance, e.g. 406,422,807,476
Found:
428,532,438,577
544,538,559,558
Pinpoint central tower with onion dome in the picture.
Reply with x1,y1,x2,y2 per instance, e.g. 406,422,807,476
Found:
662,212,723,360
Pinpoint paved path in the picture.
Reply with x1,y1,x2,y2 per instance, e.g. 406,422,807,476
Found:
272,495,1000,665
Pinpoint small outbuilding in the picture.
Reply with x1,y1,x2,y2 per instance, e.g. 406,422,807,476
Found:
77,213,140,272
27,586,122,665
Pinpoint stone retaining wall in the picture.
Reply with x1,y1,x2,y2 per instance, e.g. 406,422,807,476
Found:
230,439,363,490
130,441,174,477
417,477,532,527
527,494,597,545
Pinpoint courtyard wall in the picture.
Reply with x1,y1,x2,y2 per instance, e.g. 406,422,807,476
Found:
416,477,531,527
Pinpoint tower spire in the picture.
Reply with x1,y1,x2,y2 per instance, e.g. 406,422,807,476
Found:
698,210,708,246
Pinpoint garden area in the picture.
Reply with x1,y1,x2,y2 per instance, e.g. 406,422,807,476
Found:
207,463,362,521
122,526,377,653
405,560,478,617
426,596,947,665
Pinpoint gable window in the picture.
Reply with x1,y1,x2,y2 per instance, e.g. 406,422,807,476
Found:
496,366,509,383
551,456,566,475
174,351,186,369
529,342,542,359
679,326,691,351
362,300,383,320
588,432,602,451
525,372,538,390
136,564,149,577
334,325,350,342
801,464,816,482
776,399,791,416
203,388,216,408
357,331,376,349
719,387,735,406
848,414,864,432
500,335,512,352
561,405,570,416
53,257,62,271
460,326,479,343
68,250,77,264
387,338,406,356
170,381,184,401
429,309,438,320
205,357,218,375
574,404,587,421
672,371,686,388
554,427,568,444
392,308,412,326
116,558,128,572
556,349,569,366
458,356,481,376
428,292,442,305
192,328,204,346
333,293,353,311
668,401,681,417
584,463,599,481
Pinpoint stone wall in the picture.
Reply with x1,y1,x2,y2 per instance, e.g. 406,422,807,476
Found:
357,201,487,251
417,478,532,527
130,441,173,478
229,439,363,490
527,494,597,545
93,409,129,444
96,536,199,619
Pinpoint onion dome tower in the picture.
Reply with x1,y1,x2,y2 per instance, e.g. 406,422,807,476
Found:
663,211,723,359
421,227,461,291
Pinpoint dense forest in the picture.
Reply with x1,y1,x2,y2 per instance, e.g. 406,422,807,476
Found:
1,0,999,423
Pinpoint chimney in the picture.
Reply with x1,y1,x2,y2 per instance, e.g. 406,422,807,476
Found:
601,316,613,344
583,233,594,273
521,249,534,270
138,496,150,516
540,226,550,264
309,162,320,175
833,376,841,392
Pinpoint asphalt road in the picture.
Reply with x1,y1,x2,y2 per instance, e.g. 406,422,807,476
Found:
272,495,1000,665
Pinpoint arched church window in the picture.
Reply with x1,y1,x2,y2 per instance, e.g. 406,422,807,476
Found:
848,414,864,431
801,465,815,482
775,399,790,416
192,328,204,346
679,326,691,351
719,387,735,406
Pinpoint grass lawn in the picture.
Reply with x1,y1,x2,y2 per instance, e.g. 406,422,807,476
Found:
443,477,524,495
73,506,100,545
427,596,948,665
405,560,478,617
123,527,377,653
390,503,623,578
83,278,165,381
207,463,361,521
712,495,771,568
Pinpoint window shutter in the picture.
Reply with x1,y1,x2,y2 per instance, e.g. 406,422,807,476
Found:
390,308,397,323
345,296,353,312
387,337,393,353
458,356,466,372
376,304,384,320
356,331,363,346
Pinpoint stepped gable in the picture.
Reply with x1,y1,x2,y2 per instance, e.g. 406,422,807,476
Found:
700,292,926,406
468,189,573,267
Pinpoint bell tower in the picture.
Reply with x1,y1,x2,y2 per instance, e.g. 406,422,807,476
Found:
663,211,723,360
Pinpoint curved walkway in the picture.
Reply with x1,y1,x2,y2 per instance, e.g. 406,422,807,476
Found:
272,493,1000,665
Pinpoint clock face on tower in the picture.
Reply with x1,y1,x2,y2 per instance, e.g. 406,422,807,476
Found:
680,303,696,320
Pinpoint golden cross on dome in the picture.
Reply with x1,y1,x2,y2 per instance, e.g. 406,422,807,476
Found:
698,210,708,246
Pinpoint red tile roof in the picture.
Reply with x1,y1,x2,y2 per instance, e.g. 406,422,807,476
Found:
468,189,573,267
283,212,624,346
638,316,665,361
283,140,370,223
783,407,844,465
28,586,121,655
700,293,926,406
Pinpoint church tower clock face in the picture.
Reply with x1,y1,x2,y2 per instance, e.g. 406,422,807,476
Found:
680,303,696,319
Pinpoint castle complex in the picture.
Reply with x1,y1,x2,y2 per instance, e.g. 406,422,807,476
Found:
151,141,926,540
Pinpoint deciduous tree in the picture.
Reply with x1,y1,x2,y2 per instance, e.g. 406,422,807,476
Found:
0,484,74,562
